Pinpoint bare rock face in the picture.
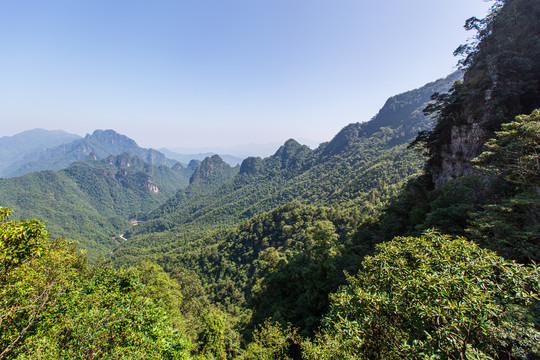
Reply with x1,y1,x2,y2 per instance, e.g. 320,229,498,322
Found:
433,122,487,188
425,0,540,188
147,180,159,193
431,73,498,188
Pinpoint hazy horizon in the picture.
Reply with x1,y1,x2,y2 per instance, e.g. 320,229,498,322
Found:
1,1,492,149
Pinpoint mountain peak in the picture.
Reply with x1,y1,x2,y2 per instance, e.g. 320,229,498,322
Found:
239,156,263,175
190,155,232,183
273,139,302,156
85,129,138,147
321,123,365,156
188,159,201,171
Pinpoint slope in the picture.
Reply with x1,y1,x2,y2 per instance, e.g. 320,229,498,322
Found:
0,153,192,259
1,129,180,177
0,129,81,175
122,71,459,242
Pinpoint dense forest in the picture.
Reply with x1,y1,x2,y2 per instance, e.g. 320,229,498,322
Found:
1,0,540,358
0,153,192,259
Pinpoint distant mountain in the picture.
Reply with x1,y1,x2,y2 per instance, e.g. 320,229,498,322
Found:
117,72,459,247
320,71,462,157
159,148,245,166
0,153,192,259
0,129,178,177
165,140,316,159
0,129,81,174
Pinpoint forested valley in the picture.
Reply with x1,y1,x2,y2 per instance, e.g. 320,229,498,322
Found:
1,0,540,358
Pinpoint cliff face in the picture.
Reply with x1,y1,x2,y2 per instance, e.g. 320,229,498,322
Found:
425,0,540,188
434,122,487,187
432,72,500,187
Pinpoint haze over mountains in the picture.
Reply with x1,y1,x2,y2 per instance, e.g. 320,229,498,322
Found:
3,1,539,358
0,71,460,262
0,129,248,178
113,71,462,264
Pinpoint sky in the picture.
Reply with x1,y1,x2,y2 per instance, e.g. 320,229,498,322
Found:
0,0,493,150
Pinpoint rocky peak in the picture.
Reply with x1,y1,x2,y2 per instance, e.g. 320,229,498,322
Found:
190,155,231,183
172,162,184,171
84,129,138,147
86,152,99,161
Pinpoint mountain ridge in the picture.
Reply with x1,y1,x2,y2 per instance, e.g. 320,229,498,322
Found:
0,152,192,259
0,129,179,177
118,71,459,246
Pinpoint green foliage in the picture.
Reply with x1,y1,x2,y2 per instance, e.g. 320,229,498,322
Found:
0,208,191,359
197,311,227,360
418,0,540,181
468,109,540,262
22,266,191,359
238,320,300,360
0,153,191,260
303,230,540,359
0,207,84,359
474,108,540,187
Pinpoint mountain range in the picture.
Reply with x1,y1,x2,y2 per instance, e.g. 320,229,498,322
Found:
0,129,179,177
113,71,461,264
0,71,460,261
0,129,81,175
3,1,539,357
0,152,192,259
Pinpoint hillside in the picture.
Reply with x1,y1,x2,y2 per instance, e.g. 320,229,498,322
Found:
119,71,459,244
0,129,81,175
420,0,540,187
106,72,461,332
0,129,179,177
0,153,192,259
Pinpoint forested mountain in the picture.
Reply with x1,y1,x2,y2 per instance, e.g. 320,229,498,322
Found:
119,71,459,243
0,129,179,177
3,1,539,359
0,129,81,175
0,153,192,259
159,148,245,166
106,71,461,344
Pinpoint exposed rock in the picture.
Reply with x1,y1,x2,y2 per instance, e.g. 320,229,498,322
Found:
426,0,540,188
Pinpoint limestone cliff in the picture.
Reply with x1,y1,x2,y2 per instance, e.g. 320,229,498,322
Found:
423,0,540,188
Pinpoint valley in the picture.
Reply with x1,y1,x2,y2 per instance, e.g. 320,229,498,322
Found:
1,0,539,359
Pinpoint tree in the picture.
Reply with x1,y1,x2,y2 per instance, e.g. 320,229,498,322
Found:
303,230,540,359
238,319,300,360
0,207,83,359
0,208,191,359
473,108,540,188
468,108,540,262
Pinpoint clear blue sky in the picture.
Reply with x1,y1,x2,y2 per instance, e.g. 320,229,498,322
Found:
0,0,492,149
